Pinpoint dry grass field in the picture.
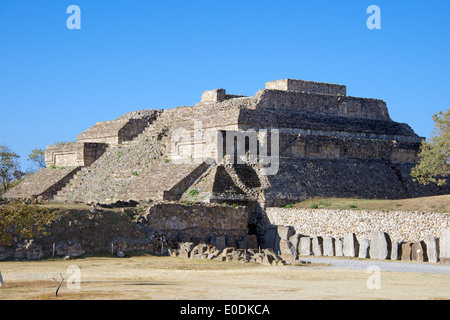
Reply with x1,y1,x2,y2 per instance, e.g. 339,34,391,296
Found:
291,195,450,213
0,254,449,300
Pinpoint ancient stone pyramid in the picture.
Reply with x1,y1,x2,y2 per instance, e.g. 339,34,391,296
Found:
6,79,449,206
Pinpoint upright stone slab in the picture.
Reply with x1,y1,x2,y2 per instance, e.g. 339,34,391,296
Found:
247,235,258,250
312,236,323,256
226,236,237,248
237,239,247,250
275,225,294,254
264,226,277,250
411,241,427,262
215,236,226,251
391,242,400,261
343,233,359,258
299,237,312,256
289,233,302,255
279,239,297,264
335,238,343,257
358,239,370,259
425,236,439,263
277,226,294,240
439,229,450,259
401,242,413,261
323,236,335,257
369,231,391,260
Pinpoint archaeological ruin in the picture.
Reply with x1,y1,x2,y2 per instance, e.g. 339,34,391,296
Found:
4,78,450,263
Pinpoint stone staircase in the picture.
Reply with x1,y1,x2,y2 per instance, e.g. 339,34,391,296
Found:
53,118,209,204
4,167,82,200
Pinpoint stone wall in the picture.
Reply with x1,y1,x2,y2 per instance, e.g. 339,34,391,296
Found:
144,203,248,241
263,159,450,207
77,119,149,145
265,207,450,243
45,142,107,167
265,79,347,96
254,89,390,121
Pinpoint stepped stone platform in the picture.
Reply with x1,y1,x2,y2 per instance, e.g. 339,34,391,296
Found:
5,78,449,208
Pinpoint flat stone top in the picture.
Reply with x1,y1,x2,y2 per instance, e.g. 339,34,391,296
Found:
265,79,347,96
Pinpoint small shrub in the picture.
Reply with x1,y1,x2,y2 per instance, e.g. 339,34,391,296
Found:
163,159,170,163
319,200,331,207
50,164,57,169
189,189,199,197
348,204,358,209
132,171,138,176
285,203,294,208
310,203,319,209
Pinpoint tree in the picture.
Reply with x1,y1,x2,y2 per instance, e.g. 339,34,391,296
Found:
28,148,46,170
411,109,450,186
0,145,22,192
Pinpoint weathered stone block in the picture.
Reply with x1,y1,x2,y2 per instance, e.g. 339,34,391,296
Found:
246,235,258,250
391,242,400,260
178,250,190,259
201,89,226,103
358,238,370,259
277,225,294,240
56,240,85,257
312,236,323,256
289,233,302,255
369,231,391,260
237,239,247,250
264,226,277,249
335,238,343,256
323,236,335,257
179,242,194,253
401,242,413,261
343,233,359,257
299,237,312,256
425,236,439,263
439,229,450,259
262,254,274,266
15,241,44,260
215,236,226,251
279,239,297,264
274,225,294,254
226,236,237,248
411,241,427,262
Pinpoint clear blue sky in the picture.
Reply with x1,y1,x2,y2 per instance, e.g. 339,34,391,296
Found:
1,0,449,171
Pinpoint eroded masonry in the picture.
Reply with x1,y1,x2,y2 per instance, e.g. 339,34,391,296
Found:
7,78,448,204
5,79,449,251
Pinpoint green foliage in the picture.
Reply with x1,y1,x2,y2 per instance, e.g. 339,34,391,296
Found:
0,144,23,192
309,203,319,209
285,203,294,208
50,164,57,169
163,159,170,163
189,189,199,197
411,109,450,186
0,202,58,246
28,148,46,170
132,171,138,176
